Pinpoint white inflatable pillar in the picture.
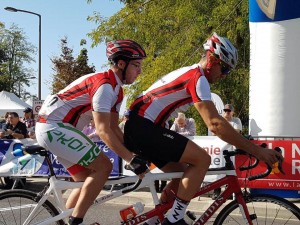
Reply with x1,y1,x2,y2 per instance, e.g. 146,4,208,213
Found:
249,0,300,136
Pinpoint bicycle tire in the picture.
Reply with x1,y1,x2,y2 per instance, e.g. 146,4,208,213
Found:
0,189,65,225
214,194,300,225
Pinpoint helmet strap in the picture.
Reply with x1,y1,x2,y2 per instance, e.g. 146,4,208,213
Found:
204,51,220,75
122,61,129,84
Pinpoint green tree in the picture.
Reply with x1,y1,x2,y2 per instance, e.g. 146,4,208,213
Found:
51,37,95,94
88,0,249,134
0,24,36,98
0,23,7,72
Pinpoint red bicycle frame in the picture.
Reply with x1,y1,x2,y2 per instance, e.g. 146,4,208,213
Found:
121,174,254,225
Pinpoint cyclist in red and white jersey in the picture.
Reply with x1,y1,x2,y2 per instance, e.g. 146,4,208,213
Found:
124,33,283,225
36,39,148,225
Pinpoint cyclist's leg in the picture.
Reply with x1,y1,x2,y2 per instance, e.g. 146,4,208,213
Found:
159,142,211,202
161,141,211,224
176,140,211,201
159,162,187,203
65,168,91,209
68,152,112,218
125,116,211,223
36,122,112,222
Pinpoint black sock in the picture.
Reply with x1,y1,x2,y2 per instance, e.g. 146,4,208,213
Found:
68,216,83,225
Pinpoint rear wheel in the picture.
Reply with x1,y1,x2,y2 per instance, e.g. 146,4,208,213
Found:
0,189,65,225
214,194,300,225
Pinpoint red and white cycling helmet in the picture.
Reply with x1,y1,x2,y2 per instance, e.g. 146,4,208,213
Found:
106,39,146,62
203,32,238,69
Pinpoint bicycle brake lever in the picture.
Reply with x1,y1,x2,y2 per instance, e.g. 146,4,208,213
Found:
260,143,267,148
261,144,285,175
274,147,285,175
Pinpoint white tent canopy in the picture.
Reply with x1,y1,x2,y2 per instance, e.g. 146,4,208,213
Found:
0,91,31,117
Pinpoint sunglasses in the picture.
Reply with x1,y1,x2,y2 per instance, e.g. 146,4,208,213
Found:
220,62,231,75
223,109,232,112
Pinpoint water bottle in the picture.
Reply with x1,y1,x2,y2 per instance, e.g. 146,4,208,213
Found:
184,210,196,225
12,143,25,157
119,202,144,221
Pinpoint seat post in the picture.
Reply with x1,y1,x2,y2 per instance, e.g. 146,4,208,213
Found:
43,152,56,177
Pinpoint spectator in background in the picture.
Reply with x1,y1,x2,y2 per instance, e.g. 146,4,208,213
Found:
170,112,196,136
0,112,10,130
82,118,101,142
23,107,36,139
0,112,28,139
1,111,27,188
211,103,243,200
118,110,130,133
222,104,242,133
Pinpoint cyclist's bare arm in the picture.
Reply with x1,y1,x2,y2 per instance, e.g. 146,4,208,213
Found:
110,111,124,143
93,111,148,178
194,101,283,166
93,111,134,163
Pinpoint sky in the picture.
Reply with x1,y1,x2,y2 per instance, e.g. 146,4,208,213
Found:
1,0,124,100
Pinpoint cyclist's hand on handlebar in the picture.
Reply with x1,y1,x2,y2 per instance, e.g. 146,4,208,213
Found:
124,155,149,179
257,146,283,167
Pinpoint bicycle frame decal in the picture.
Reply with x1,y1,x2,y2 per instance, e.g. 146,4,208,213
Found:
193,176,253,225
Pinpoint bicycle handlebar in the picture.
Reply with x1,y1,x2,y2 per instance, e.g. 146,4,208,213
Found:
223,144,285,181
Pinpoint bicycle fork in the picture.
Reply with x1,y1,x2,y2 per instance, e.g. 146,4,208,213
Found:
194,177,255,225
234,191,256,225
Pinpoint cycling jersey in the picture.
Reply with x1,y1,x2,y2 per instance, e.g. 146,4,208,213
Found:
36,70,124,172
124,64,212,168
130,64,211,127
38,70,123,130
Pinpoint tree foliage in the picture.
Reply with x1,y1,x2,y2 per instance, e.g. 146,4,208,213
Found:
51,37,95,94
0,24,36,98
88,0,250,134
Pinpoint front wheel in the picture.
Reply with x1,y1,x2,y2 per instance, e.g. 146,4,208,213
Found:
214,194,300,225
0,189,65,225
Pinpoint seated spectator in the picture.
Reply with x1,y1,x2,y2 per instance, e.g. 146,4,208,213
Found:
170,112,196,136
119,110,130,133
0,112,28,139
82,118,101,142
23,107,36,139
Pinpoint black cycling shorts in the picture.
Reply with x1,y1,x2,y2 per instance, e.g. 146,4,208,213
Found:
124,113,189,168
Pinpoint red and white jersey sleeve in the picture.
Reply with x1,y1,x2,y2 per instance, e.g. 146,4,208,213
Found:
38,69,123,128
130,64,212,127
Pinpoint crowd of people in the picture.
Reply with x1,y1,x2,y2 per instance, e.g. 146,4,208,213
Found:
0,34,282,225
0,108,36,140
